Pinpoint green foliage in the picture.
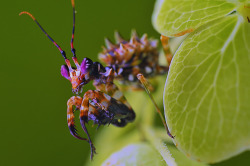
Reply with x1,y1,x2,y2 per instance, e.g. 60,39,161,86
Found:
152,0,246,37
153,0,250,163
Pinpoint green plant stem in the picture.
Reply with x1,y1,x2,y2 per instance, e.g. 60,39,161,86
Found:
143,125,177,166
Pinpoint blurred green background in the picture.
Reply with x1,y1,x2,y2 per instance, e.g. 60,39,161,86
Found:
1,0,249,166
1,0,159,165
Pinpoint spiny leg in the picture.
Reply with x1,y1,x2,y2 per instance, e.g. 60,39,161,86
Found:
160,35,172,66
67,96,88,140
137,73,175,139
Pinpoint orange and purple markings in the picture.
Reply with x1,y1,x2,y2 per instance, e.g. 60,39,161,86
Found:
20,0,174,160
98,30,171,89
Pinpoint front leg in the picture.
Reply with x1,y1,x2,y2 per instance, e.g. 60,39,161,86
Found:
79,92,97,160
67,95,96,160
67,96,88,140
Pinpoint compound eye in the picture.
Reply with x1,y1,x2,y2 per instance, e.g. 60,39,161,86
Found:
61,65,71,80
81,58,93,74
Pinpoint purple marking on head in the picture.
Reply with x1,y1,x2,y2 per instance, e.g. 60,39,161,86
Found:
61,65,71,80
81,58,93,74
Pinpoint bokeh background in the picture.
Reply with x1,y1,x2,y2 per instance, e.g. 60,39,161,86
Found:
1,0,249,166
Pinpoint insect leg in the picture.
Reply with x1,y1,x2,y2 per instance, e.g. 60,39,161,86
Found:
160,35,172,66
80,88,134,158
155,65,169,75
67,96,88,140
80,90,98,160
137,73,175,138
80,119,96,160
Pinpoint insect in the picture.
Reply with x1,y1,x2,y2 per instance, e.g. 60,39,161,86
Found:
20,0,173,160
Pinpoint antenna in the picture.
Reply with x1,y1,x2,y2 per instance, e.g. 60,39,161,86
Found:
71,0,77,57
19,11,68,60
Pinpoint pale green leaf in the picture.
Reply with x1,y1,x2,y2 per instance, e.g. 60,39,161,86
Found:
152,0,239,36
101,143,166,166
86,126,141,166
164,13,250,163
